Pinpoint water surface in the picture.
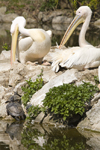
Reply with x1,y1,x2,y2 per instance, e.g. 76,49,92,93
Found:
0,120,93,150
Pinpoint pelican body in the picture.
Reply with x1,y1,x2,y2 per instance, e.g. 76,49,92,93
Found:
10,16,51,64
52,6,100,72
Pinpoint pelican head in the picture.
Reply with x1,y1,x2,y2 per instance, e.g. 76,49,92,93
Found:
10,16,29,64
59,6,92,48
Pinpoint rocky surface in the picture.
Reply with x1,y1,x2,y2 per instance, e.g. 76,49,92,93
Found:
0,46,100,132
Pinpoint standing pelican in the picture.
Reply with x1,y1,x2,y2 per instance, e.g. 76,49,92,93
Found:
52,6,100,72
10,16,52,64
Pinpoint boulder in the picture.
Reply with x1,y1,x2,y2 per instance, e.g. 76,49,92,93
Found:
0,7,7,14
77,99,100,132
1,13,18,23
52,16,73,24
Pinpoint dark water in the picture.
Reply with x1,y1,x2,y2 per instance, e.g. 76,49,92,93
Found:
0,120,94,150
0,23,100,54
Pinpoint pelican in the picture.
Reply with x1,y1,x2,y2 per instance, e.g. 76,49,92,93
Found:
52,6,100,72
10,16,52,64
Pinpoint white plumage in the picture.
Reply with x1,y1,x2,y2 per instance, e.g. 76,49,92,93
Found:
10,16,51,64
52,6,100,72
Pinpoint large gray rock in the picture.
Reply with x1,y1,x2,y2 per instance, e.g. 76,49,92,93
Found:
77,99,100,132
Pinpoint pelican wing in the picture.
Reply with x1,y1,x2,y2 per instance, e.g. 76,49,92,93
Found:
63,47,100,70
51,47,80,72
19,36,33,52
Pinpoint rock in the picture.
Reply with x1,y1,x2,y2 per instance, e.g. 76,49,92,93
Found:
14,81,26,96
35,112,45,123
38,9,72,23
77,127,100,150
9,62,28,87
0,98,7,118
43,114,57,125
94,19,100,28
77,99,100,132
52,23,69,31
0,50,10,61
26,18,37,24
0,85,7,100
1,13,18,23
52,16,73,24
0,71,10,87
30,69,77,106
0,7,7,14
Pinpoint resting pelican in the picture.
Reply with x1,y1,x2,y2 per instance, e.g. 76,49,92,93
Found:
10,16,52,64
52,6,100,72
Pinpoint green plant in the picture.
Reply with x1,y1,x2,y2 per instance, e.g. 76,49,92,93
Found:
94,75,99,84
40,0,59,11
27,105,42,120
70,0,98,10
43,82,99,121
21,70,44,106
2,43,9,51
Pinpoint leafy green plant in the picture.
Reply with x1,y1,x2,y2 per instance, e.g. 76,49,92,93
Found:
21,70,44,106
94,75,99,84
2,43,9,51
27,105,42,120
43,82,99,121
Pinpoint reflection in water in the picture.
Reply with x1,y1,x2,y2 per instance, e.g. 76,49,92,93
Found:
6,122,24,140
0,23,100,53
21,123,92,150
1,120,100,150
0,142,9,150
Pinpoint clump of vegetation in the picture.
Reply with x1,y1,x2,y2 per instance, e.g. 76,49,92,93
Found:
43,82,99,121
71,0,99,10
21,70,99,123
2,43,9,51
94,75,99,84
40,0,59,11
27,105,42,120
21,70,44,106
